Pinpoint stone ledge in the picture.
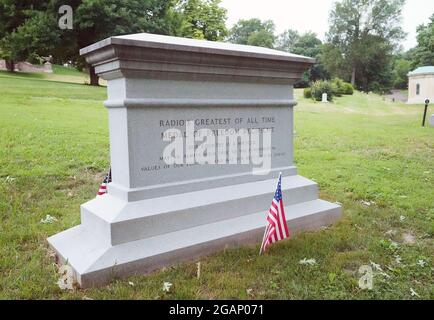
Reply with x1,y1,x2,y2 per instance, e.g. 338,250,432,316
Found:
80,175,319,246
80,33,315,83
48,199,341,288
104,98,298,108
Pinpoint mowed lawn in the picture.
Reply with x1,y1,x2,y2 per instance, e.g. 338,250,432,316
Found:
0,70,432,299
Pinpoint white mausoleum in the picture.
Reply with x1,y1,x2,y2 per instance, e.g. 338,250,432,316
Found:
408,66,434,104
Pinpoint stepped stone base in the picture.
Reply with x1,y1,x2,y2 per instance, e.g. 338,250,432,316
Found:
48,175,341,288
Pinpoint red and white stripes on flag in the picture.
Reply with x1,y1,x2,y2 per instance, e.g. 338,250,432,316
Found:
97,168,112,196
260,173,290,254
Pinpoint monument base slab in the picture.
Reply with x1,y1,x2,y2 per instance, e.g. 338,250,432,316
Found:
48,175,341,288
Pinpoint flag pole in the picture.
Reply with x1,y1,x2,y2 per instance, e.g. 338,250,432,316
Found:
259,224,269,255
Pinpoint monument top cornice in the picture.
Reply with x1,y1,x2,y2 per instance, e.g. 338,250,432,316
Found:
80,33,315,63
80,33,315,83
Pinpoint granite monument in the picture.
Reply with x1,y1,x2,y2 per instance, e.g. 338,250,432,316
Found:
48,33,341,287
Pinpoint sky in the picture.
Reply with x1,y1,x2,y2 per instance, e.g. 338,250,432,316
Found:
220,0,434,50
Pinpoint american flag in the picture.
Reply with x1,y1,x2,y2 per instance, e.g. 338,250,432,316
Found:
260,173,290,254
97,168,111,196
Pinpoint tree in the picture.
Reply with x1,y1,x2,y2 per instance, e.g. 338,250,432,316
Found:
356,34,395,92
0,1,185,85
277,30,328,86
177,0,227,41
276,29,300,52
69,0,227,84
392,57,411,89
0,0,228,85
323,0,405,91
278,31,322,58
0,1,58,71
228,18,276,48
58,0,183,85
246,29,275,48
411,14,434,68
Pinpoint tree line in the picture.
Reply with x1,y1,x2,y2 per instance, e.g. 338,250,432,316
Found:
0,0,228,85
0,0,433,91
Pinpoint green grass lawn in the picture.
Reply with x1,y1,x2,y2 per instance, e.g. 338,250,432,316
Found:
0,71,432,299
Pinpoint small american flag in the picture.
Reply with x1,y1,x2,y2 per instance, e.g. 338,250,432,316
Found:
97,168,111,196
260,173,290,254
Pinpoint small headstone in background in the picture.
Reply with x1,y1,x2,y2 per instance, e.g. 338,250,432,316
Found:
429,114,434,127
322,93,328,103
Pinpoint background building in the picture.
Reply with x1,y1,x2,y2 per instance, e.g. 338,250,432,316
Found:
408,66,434,104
